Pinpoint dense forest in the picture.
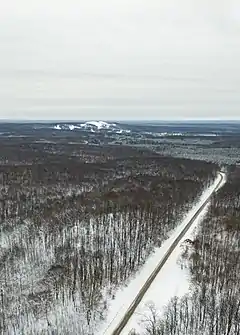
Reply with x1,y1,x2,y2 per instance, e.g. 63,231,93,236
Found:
0,137,218,334
139,166,240,335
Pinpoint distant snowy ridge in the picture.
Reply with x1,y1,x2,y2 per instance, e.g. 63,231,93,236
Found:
53,121,131,133
53,122,218,137
81,121,117,129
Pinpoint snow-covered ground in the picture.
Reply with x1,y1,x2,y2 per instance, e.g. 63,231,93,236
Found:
99,172,226,335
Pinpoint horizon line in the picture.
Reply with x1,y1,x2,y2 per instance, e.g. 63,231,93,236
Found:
0,118,240,123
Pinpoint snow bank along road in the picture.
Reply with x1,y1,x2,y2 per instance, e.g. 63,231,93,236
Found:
109,172,225,335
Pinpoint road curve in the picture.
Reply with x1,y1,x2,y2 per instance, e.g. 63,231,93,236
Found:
111,172,224,335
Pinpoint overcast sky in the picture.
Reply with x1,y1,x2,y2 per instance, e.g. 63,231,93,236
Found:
0,0,239,120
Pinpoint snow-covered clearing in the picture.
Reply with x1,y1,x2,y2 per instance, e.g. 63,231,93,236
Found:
99,172,226,335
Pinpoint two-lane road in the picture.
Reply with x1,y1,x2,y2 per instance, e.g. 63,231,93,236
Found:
111,172,225,335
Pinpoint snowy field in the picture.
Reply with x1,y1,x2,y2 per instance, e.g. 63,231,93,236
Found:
99,172,226,335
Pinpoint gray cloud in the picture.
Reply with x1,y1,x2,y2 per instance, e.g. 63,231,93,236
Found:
0,0,239,120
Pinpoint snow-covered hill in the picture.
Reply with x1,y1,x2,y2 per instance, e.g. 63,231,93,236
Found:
53,121,130,133
80,121,117,130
